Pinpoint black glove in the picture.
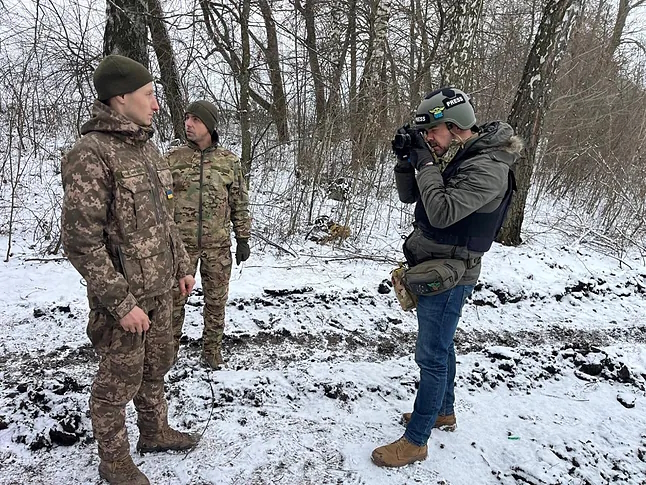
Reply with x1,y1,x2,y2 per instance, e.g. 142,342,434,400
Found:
391,138,411,163
409,146,436,171
408,128,427,149
392,125,429,167
235,238,250,265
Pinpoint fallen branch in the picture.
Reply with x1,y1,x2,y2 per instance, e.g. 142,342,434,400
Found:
300,253,398,264
250,230,297,257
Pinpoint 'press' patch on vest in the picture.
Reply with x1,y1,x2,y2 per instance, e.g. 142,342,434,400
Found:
443,95,466,109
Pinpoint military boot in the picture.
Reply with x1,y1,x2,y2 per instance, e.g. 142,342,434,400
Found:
136,425,200,454
202,347,224,369
98,455,149,485
371,436,427,467
401,412,457,431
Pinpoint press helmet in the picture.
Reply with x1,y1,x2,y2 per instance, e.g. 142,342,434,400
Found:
413,87,476,131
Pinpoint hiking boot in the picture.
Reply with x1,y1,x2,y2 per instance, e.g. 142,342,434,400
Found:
136,426,200,454
401,412,457,431
202,348,224,369
371,436,427,467
98,455,149,485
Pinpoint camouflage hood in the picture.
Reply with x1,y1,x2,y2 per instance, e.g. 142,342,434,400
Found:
81,100,154,144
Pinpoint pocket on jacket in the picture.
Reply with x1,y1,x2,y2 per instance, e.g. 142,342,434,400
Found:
119,224,173,296
117,171,156,230
87,310,143,354
87,310,112,350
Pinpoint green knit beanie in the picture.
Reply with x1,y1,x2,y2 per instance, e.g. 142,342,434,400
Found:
185,100,219,136
93,55,154,101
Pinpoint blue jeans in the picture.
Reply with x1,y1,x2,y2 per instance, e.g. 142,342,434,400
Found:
404,285,474,447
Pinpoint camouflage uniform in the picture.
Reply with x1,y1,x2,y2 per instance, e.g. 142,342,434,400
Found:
166,141,250,360
61,100,191,463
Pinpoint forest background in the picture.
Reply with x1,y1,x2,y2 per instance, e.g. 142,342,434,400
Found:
1,0,645,263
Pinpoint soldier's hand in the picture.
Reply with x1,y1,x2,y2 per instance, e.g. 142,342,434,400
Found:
119,306,150,334
179,275,196,296
235,238,250,265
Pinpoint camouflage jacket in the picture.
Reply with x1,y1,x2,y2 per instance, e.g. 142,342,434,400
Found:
61,100,192,320
166,141,250,249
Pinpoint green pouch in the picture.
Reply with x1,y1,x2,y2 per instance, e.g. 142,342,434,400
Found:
404,259,466,296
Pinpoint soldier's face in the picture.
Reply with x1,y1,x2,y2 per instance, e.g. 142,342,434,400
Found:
122,82,159,127
425,124,452,156
185,114,210,145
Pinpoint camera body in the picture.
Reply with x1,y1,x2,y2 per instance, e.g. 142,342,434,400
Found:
393,131,413,150
392,124,426,154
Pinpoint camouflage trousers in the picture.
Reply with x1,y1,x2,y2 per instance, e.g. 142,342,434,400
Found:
172,246,232,358
87,292,174,461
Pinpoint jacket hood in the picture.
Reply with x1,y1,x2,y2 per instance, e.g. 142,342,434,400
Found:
80,100,154,144
465,121,524,166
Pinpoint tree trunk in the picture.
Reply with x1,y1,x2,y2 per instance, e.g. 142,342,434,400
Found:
257,0,290,144
240,0,252,177
353,0,392,167
325,3,351,128
411,0,444,105
497,0,581,246
349,0,358,164
103,0,149,68
442,0,483,91
146,0,185,141
297,0,326,127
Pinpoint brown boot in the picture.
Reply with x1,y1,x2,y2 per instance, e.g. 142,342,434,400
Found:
401,412,457,431
136,426,200,454
98,455,149,485
371,436,427,467
202,348,224,369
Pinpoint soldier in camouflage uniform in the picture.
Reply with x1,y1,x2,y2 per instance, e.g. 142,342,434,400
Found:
166,100,251,369
61,55,200,485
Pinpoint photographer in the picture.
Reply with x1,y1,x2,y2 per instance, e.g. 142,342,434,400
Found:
372,87,523,467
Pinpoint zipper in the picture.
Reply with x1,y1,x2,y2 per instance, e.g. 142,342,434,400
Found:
197,150,204,250
117,245,128,279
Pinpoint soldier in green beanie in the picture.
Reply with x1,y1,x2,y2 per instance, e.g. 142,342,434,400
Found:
166,99,251,369
61,54,199,485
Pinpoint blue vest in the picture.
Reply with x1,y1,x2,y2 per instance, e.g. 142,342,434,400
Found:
414,149,516,253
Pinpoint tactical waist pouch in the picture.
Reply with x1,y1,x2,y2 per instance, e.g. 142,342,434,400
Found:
391,264,417,311
404,259,466,296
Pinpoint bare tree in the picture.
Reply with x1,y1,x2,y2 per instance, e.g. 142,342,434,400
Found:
103,0,149,67
146,0,186,141
255,0,290,144
353,0,393,167
497,0,581,246
297,0,326,127
608,0,646,57
442,0,484,91
239,0,252,176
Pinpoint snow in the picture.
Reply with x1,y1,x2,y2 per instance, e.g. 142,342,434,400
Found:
2,207,646,484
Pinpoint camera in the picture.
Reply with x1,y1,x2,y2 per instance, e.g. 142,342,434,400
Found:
392,125,425,151
393,131,412,150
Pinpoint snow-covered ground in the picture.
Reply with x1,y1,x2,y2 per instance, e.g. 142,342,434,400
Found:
1,214,646,484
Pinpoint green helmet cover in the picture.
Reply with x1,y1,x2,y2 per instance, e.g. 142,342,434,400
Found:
413,87,476,131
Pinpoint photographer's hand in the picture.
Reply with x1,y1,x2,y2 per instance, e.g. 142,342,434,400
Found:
392,140,413,169
410,148,436,171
